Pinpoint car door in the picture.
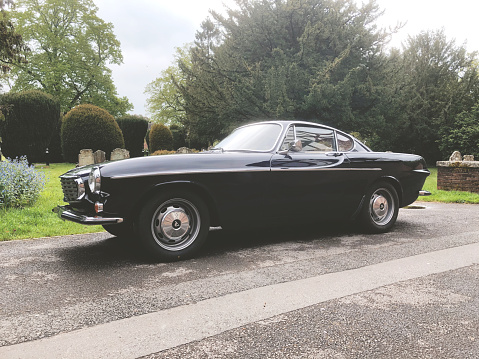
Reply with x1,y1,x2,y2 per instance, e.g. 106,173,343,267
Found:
268,124,354,222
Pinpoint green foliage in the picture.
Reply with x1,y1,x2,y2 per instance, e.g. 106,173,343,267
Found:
175,0,391,145
149,123,173,152
0,156,46,208
61,104,124,162
145,44,190,125
0,90,60,162
170,124,187,150
116,115,149,157
371,30,478,162
0,0,28,82
439,105,479,160
47,115,64,163
5,0,132,116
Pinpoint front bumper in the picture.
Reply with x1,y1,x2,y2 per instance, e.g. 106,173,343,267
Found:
53,206,124,225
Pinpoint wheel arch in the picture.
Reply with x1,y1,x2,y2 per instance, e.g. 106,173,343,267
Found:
132,181,221,227
377,176,403,207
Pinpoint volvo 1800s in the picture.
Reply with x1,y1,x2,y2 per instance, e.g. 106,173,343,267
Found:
54,121,430,260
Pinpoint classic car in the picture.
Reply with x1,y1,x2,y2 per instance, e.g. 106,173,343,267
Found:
54,120,430,260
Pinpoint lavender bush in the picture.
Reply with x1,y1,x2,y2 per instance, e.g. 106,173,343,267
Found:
0,157,46,208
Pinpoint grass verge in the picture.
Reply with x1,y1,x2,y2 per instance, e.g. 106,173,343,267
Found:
420,168,479,204
0,163,103,241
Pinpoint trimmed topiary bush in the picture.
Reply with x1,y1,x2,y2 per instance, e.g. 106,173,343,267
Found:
170,124,187,150
116,115,149,157
149,123,173,152
61,104,124,163
0,90,60,163
47,115,64,163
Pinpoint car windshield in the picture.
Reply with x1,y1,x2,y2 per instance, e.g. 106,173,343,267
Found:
214,123,282,151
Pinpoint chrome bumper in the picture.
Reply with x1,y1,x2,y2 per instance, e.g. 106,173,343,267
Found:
53,206,124,225
418,190,432,196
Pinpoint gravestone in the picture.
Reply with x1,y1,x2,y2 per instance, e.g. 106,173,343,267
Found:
110,148,130,161
449,151,462,162
94,150,106,164
78,149,94,166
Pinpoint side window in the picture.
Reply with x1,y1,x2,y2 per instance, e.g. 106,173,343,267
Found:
295,126,335,152
337,132,354,152
280,126,296,151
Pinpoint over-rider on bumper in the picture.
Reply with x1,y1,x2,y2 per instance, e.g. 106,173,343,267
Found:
53,206,124,225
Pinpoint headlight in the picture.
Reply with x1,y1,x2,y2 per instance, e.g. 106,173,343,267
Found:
88,167,101,194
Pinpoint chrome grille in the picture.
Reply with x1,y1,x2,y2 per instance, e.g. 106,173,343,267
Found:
60,176,84,203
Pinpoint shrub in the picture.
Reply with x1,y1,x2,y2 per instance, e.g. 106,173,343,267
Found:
151,150,176,156
47,115,64,163
0,90,60,163
0,157,46,208
440,105,479,160
149,123,173,152
116,115,149,157
170,124,187,150
61,104,124,163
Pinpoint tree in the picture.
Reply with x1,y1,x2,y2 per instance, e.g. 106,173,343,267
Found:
145,45,191,126
374,30,479,161
6,0,131,116
0,0,28,88
440,104,479,160
177,0,391,145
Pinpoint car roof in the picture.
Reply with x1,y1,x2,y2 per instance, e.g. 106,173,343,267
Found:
239,120,341,133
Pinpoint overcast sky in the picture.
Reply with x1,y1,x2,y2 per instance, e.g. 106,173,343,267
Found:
94,0,479,117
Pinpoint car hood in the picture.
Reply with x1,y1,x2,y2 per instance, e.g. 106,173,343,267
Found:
97,152,273,179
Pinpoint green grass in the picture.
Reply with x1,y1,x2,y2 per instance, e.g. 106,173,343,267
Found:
0,163,477,241
419,167,479,204
0,163,103,240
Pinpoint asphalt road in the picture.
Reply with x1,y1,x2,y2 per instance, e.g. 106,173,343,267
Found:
0,202,478,358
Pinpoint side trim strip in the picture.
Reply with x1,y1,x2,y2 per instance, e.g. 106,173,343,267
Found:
271,167,382,172
111,167,383,179
111,168,271,179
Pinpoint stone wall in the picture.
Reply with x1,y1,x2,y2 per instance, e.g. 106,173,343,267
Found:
436,152,479,193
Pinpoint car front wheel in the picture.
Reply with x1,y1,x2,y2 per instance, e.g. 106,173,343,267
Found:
138,191,210,261
360,181,399,233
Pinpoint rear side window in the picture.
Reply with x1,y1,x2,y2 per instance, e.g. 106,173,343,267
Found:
337,132,354,152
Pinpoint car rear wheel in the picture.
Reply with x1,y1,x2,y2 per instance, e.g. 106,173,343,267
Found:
138,191,210,261
360,181,399,233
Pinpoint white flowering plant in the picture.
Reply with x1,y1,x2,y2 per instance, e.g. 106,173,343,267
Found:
0,157,46,208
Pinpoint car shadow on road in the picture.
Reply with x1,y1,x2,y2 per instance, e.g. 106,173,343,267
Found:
57,217,425,268
58,220,360,267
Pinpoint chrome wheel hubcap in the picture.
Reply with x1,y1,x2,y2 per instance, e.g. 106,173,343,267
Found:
369,188,394,225
151,198,200,251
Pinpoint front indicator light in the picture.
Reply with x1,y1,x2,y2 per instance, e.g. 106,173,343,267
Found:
95,202,104,213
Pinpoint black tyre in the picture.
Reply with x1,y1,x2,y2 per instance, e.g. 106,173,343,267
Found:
137,191,210,261
360,181,399,233
102,221,134,238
